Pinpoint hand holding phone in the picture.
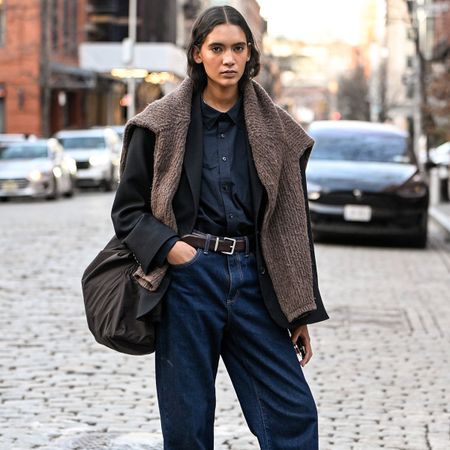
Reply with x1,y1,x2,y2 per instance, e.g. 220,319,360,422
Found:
294,340,306,361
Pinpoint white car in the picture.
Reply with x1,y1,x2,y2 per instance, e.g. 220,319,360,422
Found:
54,128,121,191
0,139,76,200
0,133,35,146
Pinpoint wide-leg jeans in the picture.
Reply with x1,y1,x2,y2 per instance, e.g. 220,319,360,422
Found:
155,245,319,450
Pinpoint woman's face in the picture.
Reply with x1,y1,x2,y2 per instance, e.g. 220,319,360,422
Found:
193,23,251,90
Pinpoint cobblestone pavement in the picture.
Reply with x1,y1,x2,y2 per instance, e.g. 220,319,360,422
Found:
1,192,449,450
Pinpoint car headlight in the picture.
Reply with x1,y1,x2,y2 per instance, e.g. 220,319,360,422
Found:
28,170,50,182
307,181,322,200
52,167,62,178
397,174,428,198
89,154,110,166
28,170,42,182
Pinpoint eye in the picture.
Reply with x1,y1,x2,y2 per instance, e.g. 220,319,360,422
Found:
234,45,245,52
211,46,222,53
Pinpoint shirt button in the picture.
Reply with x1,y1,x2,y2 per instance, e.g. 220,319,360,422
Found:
220,133,225,139
228,213,234,218
222,156,227,161
260,266,266,275
222,184,228,191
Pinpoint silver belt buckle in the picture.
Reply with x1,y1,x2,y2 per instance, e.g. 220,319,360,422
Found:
221,237,237,255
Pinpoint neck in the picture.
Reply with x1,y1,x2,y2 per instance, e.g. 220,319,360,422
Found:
202,83,239,112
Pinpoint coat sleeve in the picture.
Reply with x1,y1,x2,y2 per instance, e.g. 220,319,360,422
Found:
288,149,329,328
111,126,180,274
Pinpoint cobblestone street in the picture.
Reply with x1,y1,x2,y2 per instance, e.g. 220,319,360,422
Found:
1,192,449,450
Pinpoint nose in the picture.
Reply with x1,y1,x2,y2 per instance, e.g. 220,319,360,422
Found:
223,49,235,66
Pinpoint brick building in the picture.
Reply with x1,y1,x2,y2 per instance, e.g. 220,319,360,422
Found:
0,0,113,136
0,0,187,137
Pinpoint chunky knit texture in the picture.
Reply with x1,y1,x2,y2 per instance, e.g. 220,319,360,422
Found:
120,77,317,322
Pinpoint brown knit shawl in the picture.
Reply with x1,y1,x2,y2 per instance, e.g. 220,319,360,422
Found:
120,77,317,321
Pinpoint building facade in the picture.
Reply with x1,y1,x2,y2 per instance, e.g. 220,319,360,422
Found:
380,0,450,146
0,0,278,136
0,0,94,135
0,0,193,136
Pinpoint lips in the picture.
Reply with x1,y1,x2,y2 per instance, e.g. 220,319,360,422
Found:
221,70,237,75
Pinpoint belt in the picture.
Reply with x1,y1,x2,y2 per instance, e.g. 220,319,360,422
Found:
181,232,255,255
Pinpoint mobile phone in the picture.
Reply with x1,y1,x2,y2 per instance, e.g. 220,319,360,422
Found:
294,341,306,360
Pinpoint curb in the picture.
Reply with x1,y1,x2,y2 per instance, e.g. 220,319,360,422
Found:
429,206,450,237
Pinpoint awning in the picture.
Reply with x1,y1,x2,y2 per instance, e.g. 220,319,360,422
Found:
50,62,97,90
79,42,187,79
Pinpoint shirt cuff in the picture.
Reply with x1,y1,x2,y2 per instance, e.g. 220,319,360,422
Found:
152,236,181,268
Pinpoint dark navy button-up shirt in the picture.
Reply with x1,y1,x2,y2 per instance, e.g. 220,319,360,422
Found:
194,95,254,237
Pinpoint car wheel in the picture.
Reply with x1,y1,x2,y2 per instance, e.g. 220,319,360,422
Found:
63,177,75,198
103,177,113,192
46,176,60,200
102,166,115,192
411,214,428,248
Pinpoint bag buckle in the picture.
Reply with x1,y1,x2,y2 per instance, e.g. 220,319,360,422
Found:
220,237,237,255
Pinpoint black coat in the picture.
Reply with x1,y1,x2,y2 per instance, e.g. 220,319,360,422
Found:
111,95,329,329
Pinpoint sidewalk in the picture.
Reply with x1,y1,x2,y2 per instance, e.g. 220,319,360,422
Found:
430,202,450,236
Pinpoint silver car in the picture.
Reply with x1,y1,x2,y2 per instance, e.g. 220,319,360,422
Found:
0,133,35,146
54,128,121,191
0,139,76,200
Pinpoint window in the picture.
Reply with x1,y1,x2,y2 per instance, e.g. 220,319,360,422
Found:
70,1,77,55
51,0,58,51
63,0,69,52
0,83,5,132
309,131,411,164
0,97,4,133
0,0,6,47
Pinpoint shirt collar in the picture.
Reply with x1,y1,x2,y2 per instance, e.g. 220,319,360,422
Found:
200,96,242,130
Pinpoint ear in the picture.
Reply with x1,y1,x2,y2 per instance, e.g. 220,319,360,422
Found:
246,42,252,62
193,45,202,64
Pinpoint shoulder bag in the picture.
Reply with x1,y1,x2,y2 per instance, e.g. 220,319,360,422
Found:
81,235,157,355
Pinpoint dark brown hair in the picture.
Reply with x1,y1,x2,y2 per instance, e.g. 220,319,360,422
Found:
186,5,261,92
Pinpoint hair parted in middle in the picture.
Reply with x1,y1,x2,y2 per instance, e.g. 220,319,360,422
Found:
186,5,261,92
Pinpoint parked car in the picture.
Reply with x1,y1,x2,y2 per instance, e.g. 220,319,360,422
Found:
0,138,76,200
306,121,429,247
91,125,125,142
0,133,36,148
109,125,125,142
54,128,121,191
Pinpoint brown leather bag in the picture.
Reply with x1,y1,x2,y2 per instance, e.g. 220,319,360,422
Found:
81,235,158,355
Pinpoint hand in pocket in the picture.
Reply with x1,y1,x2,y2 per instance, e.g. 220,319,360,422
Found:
167,241,198,266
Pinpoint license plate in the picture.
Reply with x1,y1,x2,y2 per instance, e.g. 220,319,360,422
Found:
3,180,18,191
344,204,372,222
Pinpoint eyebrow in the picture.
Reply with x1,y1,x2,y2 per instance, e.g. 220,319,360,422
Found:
207,42,247,47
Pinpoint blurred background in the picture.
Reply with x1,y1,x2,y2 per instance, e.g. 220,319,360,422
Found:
0,1,450,449
0,0,449,142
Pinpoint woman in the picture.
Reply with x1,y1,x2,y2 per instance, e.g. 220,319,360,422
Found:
112,5,329,450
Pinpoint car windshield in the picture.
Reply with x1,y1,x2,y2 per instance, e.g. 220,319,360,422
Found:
59,136,106,150
309,131,412,164
0,144,48,160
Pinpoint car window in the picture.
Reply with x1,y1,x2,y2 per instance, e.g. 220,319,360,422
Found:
309,132,412,164
58,136,106,150
0,144,48,160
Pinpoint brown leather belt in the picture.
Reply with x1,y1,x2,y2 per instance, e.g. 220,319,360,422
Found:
181,232,255,255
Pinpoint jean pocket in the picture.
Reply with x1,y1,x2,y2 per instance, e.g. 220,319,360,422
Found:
169,248,203,270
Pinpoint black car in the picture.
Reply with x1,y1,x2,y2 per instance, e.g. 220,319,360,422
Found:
306,121,429,247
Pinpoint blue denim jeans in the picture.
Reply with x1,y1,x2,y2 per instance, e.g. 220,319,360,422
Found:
155,245,318,450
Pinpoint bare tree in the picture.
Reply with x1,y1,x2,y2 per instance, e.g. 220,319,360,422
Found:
337,65,370,121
